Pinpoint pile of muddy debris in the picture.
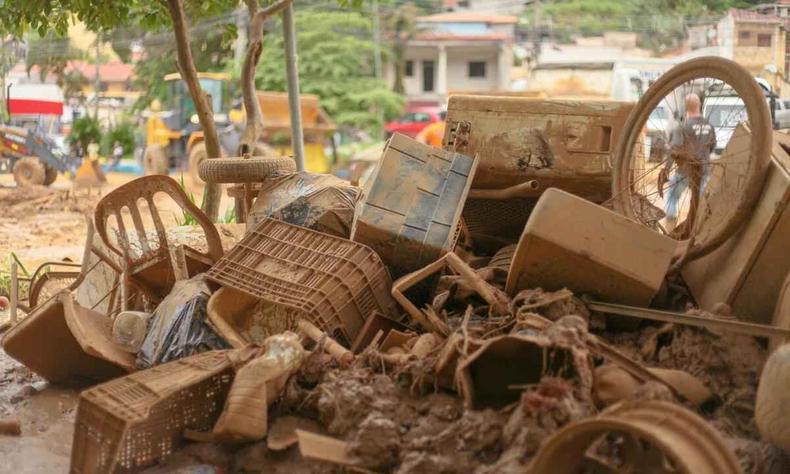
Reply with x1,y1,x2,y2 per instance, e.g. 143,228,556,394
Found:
0,184,101,218
4,86,790,473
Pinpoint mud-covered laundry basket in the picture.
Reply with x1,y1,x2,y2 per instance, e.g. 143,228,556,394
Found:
206,218,398,346
69,350,235,473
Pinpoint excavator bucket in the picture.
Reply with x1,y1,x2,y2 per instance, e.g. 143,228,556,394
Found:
74,159,107,186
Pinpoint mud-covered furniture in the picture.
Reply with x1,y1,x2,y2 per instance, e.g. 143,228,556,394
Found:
94,175,223,305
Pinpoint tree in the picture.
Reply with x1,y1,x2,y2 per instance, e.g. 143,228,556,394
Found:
385,3,419,94
238,0,293,155
256,10,404,133
25,33,88,104
0,0,235,220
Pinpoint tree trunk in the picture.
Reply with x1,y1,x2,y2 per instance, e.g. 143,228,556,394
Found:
393,42,405,94
165,0,222,221
239,0,293,156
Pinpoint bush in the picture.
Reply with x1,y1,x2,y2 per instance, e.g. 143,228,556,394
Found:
67,115,102,152
102,120,135,157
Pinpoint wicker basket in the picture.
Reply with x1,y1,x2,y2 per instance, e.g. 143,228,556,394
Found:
70,351,235,473
206,218,398,346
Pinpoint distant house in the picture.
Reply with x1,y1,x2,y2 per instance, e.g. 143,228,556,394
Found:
717,8,786,86
752,1,790,18
385,12,517,106
443,0,531,16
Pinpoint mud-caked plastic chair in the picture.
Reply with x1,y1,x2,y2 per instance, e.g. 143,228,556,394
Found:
94,175,223,305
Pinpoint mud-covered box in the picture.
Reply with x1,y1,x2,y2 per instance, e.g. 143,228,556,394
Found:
443,95,633,249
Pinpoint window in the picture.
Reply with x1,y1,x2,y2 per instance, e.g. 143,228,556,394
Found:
468,61,486,78
405,60,414,77
738,30,751,45
758,33,772,47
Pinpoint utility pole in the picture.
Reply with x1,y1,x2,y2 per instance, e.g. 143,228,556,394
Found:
372,0,384,139
283,3,305,171
94,32,101,118
0,36,6,124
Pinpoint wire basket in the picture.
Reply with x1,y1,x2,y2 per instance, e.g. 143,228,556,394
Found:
206,218,397,346
70,351,234,473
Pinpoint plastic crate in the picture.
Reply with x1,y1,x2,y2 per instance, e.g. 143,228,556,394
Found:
350,132,478,279
206,218,397,346
70,351,234,473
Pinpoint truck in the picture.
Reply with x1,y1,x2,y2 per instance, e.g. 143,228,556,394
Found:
0,83,82,186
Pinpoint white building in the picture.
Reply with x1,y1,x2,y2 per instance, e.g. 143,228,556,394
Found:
443,0,532,16
385,12,517,106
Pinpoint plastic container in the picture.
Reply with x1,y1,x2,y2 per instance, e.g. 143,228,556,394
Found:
206,218,398,346
350,132,478,279
70,350,235,473
112,311,153,353
505,188,677,305
207,287,301,348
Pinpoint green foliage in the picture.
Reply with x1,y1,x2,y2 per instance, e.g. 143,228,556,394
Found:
256,10,404,133
0,253,31,299
130,24,237,111
25,32,89,102
219,205,237,224
173,174,200,226
102,120,135,156
68,115,102,151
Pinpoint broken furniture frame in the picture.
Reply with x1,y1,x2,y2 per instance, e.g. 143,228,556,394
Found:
94,175,223,305
391,251,510,335
1,291,135,386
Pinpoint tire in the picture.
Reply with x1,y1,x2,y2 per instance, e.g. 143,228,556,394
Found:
43,165,58,186
612,56,771,262
143,145,169,175
13,157,46,186
198,156,297,183
188,142,208,184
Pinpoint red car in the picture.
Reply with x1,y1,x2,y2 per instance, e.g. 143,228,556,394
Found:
384,107,442,138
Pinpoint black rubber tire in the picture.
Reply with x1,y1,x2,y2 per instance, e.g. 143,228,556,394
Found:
612,56,772,262
13,157,46,186
143,145,169,175
43,165,58,186
198,156,297,183
188,141,208,184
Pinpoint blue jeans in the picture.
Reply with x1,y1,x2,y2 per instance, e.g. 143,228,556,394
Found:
665,164,710,220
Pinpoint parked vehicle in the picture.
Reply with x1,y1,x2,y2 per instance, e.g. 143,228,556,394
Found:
774,99,790,130
384,107,442,138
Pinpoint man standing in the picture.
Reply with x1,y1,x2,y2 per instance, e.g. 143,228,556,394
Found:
109,141,124,172
659,93,716,233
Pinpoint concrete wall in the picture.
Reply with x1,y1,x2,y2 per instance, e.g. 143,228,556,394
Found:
446,49,500,92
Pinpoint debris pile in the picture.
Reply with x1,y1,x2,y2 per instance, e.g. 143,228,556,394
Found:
4,69,790,473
